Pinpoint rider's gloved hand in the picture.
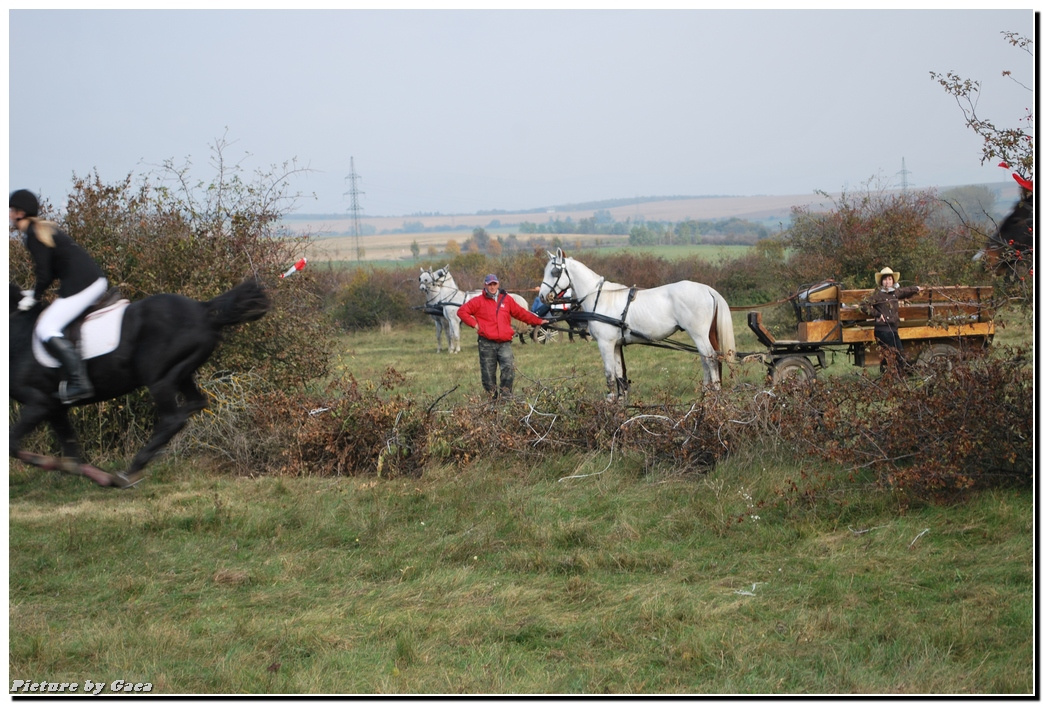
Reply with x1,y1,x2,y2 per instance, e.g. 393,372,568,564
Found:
18,292,36,311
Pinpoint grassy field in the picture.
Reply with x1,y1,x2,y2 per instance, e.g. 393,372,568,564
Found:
7,309,1035,695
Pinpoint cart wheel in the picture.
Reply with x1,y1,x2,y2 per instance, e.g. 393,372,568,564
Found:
770,357,816,385
917,343,959,371
533,326,559,344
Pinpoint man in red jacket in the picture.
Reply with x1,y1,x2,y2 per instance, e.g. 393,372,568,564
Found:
458,274,547,398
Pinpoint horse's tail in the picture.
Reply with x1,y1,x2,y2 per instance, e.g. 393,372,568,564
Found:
712,290,737,363
204,277,270,329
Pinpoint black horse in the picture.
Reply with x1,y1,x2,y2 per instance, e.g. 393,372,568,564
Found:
9,278,270,488
975,186,1034,278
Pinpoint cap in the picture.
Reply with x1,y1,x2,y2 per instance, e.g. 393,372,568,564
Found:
484,274,499,285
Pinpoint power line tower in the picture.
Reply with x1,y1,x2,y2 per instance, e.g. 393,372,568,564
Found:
897,157,913,191
344,157,365,262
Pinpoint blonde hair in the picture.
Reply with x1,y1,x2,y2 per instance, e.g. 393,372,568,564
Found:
29,218,57,248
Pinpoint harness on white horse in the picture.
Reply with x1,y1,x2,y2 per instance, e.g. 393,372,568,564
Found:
546,259,703,352
548,260,642,339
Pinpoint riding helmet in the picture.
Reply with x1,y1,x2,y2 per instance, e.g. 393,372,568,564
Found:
9,189,39,217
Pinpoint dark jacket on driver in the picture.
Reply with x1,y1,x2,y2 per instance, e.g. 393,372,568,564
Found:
861,286,918,329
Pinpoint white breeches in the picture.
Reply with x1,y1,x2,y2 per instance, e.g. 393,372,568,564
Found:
34,278,108,342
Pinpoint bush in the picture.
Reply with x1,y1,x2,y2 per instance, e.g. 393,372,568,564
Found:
327,267,421,330
774,346,1033,499
785,185,967,290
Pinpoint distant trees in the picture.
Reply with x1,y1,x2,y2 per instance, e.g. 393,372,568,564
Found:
629,217,772,247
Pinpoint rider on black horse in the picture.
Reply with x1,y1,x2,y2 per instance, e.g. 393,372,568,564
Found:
10,189,107,404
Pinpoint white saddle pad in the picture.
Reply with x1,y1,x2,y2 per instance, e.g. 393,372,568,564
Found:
33,299,131,368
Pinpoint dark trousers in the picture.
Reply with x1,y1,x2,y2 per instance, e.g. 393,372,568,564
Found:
477,337,515,396
874,325,909,372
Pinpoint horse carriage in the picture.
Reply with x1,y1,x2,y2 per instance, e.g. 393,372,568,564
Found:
533,250,996,392
743,281,996,383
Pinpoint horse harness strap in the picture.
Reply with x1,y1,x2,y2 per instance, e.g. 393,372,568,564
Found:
618,287,638,336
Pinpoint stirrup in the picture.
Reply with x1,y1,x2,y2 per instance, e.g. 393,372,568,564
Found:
57,381,93,404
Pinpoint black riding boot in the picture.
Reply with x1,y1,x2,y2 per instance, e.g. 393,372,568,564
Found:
44,337,94,404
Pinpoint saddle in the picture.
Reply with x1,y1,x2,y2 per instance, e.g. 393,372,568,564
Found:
64,287,125,346
32,287,130,368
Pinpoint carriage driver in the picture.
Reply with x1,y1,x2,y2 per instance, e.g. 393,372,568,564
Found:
457,273,547,399
861,266,921,373
10,189,108,403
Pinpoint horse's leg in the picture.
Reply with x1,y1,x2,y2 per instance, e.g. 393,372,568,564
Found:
45,409,115,486
435,318,444,353
10,402,52,461
595,337,624,401
447,314,462,354
176,376,208,415
47,407,83,466
10,405,114,486
113,381,192,488
615,345,630,399
688,332,720,388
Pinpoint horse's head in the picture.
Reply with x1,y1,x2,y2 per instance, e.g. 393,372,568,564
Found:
539,248,571,303
976,187,1034,276
9,283,40,317
418,269,434,292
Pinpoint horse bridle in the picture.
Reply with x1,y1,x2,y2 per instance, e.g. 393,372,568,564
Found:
543,259,572,301
544,257,610,311
420,268,461,306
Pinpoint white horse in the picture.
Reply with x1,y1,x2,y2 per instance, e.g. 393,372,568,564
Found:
418,267,454,353
419,266,531,353
538,248,736,399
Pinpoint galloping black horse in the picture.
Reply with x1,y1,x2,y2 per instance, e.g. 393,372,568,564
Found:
9,278,270,488
976,186,1034,278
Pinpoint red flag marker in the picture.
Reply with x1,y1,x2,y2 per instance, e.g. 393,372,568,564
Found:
281,258,307,278
999,162,1033,191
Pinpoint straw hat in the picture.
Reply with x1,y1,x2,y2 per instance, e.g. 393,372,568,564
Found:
874,266,900,286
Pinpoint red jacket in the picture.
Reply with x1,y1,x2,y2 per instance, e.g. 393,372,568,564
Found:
458,290,545,343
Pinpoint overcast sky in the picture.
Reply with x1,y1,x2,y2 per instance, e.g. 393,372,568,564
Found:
7,7,1036,217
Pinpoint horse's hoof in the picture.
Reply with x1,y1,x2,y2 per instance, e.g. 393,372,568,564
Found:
112,470,145,489
80,465,115,487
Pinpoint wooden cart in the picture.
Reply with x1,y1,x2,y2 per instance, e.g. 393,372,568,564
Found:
745,281,996,383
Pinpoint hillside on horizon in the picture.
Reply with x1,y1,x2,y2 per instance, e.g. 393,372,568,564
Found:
282,181,1021,239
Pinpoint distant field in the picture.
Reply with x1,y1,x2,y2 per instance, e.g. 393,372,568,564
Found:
285,192,835,247
306,232,626,264
307,233,751,265
288,182,1020,264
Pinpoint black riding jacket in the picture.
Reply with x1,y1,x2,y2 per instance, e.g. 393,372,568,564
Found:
22,219,105,300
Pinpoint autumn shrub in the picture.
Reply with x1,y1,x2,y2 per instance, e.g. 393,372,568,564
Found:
326,266,422,330
246,369,427,478
773,345,1033,501
785,186,951,289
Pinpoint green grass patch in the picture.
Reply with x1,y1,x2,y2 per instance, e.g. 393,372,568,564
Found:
8,303,1033,694
9,452,1033,694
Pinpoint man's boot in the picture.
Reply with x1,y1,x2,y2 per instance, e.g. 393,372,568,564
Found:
44,337,94,403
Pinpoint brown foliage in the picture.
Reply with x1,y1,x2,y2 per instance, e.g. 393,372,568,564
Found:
773,346,1033,499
